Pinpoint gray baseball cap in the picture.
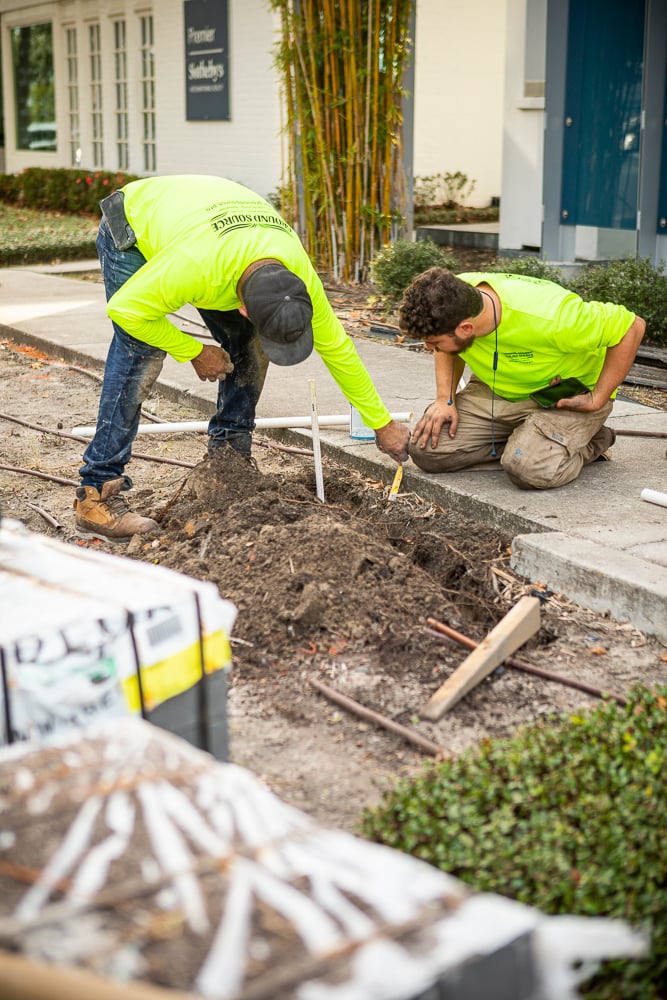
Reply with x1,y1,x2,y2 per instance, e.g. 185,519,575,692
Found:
242,263,314,366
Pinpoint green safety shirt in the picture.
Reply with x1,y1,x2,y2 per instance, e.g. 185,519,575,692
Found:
457,272,635,400
107,175,392,429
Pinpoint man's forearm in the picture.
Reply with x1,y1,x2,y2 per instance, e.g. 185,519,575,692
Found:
594,316,645,403
434,352,465,401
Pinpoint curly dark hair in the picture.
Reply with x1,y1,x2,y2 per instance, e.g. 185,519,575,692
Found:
397,268,483,339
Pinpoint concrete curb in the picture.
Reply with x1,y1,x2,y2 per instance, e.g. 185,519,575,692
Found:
511,532,667,641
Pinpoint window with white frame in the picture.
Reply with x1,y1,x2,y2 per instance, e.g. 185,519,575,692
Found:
140,14,156,172
113,19,129,170
65,27,80,165
12,22,56,151
89,22,103,167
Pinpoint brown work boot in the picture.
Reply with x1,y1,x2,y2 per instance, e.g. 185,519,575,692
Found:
74,478,158,541
585,424,616,464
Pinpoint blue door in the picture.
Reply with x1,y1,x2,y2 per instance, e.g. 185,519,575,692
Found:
561,0,645,230
659,72,667,235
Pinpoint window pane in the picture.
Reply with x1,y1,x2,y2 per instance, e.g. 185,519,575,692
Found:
65,26,80,166
12,23,56,151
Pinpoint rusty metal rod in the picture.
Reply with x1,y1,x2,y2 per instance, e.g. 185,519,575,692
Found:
310,677,445,757
0,464,78,487
425,618,627,707
614,429,667,439
25,502,62,530
253,436,313,456
0,412,196,469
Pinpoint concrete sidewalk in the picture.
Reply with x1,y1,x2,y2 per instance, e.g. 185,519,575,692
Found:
1,262,666,640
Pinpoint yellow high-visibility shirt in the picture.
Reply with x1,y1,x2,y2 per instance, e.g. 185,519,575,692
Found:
458,272,635,400
106,175,391,428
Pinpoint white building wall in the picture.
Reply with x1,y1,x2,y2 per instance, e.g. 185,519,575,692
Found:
1,0,511,215
1,0,282,201
498,0,545,251
412,0,507,208
151,0,282,199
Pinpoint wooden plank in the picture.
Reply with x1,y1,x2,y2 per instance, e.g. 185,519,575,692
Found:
624,363,667,390
421,596,541,721
0,950,198,1000
635,344,667,368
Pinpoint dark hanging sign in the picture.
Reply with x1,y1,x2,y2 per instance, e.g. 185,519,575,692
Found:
184,0,229,121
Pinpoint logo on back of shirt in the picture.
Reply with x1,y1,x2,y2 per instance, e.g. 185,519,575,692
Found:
210,202,293,238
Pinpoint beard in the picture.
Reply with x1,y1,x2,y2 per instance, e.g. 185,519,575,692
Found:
446,332,475,352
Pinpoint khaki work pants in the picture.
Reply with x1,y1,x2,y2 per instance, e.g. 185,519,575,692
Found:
409,375,615,490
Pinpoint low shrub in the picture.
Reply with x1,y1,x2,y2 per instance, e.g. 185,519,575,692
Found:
0,172,21,202
370,238,457,306
413,205,499,226
486,254,565,284
361,686,667,999
414,171,476,209
568,257,667,347
0,167,140,215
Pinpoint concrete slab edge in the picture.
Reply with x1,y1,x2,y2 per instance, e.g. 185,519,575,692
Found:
1,323,107,376
511,532,667,642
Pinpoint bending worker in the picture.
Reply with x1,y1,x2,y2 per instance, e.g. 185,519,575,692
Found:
398,267,645,490
75,174,409,540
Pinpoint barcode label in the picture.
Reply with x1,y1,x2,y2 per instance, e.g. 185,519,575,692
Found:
145,615,184,647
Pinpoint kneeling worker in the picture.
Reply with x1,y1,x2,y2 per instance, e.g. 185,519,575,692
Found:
398,267,644,489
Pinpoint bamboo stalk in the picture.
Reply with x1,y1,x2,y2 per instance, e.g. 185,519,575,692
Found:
270,0,414,278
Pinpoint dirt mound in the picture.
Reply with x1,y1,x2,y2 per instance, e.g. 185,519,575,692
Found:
139,448,508,685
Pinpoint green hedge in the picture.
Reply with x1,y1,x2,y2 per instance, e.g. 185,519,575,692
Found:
369,238,667,345
370,238,457,306
361,685,667,998
0,167,141,215
569,257,667,347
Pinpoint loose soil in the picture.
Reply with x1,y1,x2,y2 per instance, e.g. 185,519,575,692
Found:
1,267,666,835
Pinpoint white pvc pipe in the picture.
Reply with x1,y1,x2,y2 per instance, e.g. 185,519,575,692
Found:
640,488,667,509
71,411,413,436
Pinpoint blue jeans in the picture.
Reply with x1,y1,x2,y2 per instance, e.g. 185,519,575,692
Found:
80,222,267,489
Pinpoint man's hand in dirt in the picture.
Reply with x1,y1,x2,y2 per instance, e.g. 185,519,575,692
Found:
412,399,458,450
191,345,235,382
375,420,410,463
